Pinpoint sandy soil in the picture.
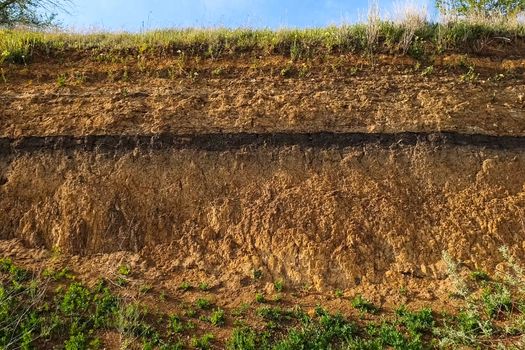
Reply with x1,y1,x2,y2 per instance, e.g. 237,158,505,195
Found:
1,142,525,301
1,55,524,138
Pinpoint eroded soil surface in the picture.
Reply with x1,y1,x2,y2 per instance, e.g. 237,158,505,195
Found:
1,55,524,138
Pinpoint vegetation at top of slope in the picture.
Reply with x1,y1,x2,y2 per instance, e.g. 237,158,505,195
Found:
1,245,525,349
437,0,525,17
1,18,525,65
0,0,70,28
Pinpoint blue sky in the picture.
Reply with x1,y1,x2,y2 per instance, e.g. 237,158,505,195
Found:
58,0,436,32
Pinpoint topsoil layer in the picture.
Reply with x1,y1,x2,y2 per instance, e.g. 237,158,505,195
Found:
1,55,524,138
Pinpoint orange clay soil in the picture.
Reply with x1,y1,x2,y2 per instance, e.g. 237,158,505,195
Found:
1,52,525,314
1,54,524,138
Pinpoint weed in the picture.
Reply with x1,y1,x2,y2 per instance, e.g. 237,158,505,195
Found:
139,284,153,294
43,267,74,281
191,333,214,349
460,65,478,82
279,65,294,78
211,67,224,76
351,294,378,314
56,74,67,88
169,315,184,333
60,283,91,315
274,279,284,293
232,303,250,317
255,292,265,303
420,65,434,76
334,289,344,298
179,281,191,291
198,282,210,291
395,306,434,335
482,284,513,318
471,270,491,282
196,298,212,310
210,308,225,326
117,264,131,276
184,306,197,318
252,269,262,280
442,251,469,298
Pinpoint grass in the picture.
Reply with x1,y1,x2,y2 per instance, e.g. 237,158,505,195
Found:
1,248,525,349
1,20,524,64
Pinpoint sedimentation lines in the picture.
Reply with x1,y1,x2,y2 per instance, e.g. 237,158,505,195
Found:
2,131,525,154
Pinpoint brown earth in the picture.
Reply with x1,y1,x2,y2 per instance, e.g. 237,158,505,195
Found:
1,55,524,138
2,142,525,300
1,53,525,317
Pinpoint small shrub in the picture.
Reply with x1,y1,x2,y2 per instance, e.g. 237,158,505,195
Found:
482,284,513,318
60,283,91,315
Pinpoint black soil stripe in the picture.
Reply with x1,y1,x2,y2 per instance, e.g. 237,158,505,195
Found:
1,132,525,154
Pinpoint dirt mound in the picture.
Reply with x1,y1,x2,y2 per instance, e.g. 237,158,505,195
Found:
1,140,524,293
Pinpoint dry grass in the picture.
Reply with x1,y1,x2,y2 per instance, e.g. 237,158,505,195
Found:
0,15,524,64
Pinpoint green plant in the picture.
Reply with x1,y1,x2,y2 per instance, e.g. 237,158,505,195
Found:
43,267,74,281
210,308,225,326
252,269,262,280
56,74,67,87
169,315,184,333
198,282,210,291
191,333,214,349
255,293,265,303
60,283,91,315
395,306,434,335
117,264,131,276
470,270,490,282
196,298,212,310
482,284,513,318
232,303,250,317
274,279,284,293
351,295,378,314
139,284,153,294
179,281,191,291
334,289,344,298
228,327,258,350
